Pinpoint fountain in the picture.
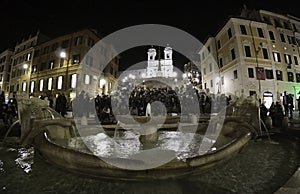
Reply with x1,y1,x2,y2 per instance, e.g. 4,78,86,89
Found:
2,92,262,180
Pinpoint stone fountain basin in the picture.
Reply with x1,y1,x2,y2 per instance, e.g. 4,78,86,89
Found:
32,118,253,180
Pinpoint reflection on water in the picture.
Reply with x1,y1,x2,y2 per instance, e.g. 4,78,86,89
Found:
15,147,34,173
0,135,299,193
67,131,220,160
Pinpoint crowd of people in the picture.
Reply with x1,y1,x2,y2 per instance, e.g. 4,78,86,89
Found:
1,87,299,128
70,83,232,124
0,91,18,126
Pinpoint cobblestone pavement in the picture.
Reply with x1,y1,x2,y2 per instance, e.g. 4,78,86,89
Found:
275,111,300,193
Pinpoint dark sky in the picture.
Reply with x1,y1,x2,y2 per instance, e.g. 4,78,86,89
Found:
1,0,300,70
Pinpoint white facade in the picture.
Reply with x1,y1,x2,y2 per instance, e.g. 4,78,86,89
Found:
199,9,300,109
146,46,174,78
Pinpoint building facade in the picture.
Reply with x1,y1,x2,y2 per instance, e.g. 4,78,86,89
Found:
147,46,175,78
8,29,119,102
9,31,49,95
199,9,300,109
0,49,13,93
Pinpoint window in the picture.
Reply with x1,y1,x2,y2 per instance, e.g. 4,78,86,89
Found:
204,83,207,89
265,69,274,79
273,52,281,62
269,31,275,41
57,76,63,89
207,46,210,52
32,65,37,73
257,28,264,38
48,77,53,90
231,48,236,60
288,72,294,82
262,48,269,59
72,54,80,64
203,68,206,75
26,52,32,61
217,40,221,49
74,36,83,46
280,33,286,43
233,70,238,79
240,25,247,35
22,81,27,92
71,74,77,88
284,54,292,64
228,28,232,39
210,79,213,87
248,68,254,78
276,70,283,81
296,73,300,82
291,36,296,45
49,60,55,69
219,58,223,68
39,79,44,91
244,45,251,57
221,76,224,85
288,36,292,44
84,74,90,85
30,81,35,93
294,56,299,65
209,63,212,72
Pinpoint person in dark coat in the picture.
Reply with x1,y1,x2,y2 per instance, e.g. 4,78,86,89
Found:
55,93,67,117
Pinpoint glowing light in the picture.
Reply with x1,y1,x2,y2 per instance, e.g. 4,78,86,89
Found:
60,51,67,58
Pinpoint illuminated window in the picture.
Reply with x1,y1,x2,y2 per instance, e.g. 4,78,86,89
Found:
84,74,90,85
48,77,52,90
30,81,35,93
39,79,44,91
22,81,27,92
26,53,31,61
57,76,63,89
273,52,281,62
71,74,77,88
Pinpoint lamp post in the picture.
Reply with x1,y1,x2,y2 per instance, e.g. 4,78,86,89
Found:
60,51,69,94
23,63,30,93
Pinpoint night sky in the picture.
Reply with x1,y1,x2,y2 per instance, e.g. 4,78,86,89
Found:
1,0,300,70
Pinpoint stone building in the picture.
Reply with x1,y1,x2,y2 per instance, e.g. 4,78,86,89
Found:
0,49,13,93
9,28,119,102
199,8,300,109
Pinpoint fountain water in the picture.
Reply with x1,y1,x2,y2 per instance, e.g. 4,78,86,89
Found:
1,92,262,180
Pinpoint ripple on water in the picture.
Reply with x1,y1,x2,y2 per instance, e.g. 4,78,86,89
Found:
0,135,299,194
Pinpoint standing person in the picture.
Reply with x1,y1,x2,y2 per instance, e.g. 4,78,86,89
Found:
55,93,67,117
288,94,294,119
282,91,289,117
